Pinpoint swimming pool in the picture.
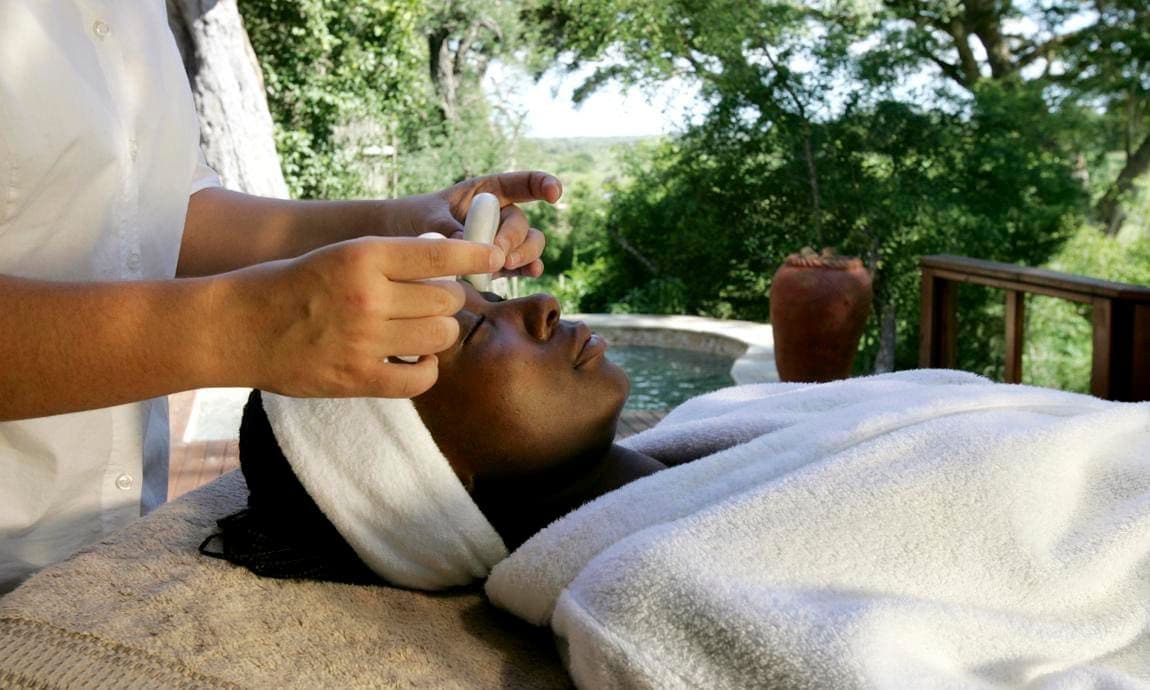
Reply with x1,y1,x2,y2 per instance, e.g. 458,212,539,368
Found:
606,345,735,411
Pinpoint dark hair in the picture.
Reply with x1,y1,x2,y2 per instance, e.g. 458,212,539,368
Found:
198,391,380,585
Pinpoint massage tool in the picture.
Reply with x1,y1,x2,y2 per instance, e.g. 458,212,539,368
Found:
393,192,501,363
460,192,501,292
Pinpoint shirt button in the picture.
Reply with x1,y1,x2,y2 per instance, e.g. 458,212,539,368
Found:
115,473,134,491
129,139,139,161
127,251,141,270
92,20,111,39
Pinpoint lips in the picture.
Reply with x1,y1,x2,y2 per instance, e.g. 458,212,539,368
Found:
573,322,609,368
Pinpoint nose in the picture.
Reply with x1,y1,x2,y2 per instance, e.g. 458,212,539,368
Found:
522,293,561,341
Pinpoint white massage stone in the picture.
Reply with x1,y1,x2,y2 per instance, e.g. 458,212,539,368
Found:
462,192,501,292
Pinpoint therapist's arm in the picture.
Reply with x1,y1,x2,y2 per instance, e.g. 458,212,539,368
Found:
0,238,501,421
175,171,561,277
0,273,226,420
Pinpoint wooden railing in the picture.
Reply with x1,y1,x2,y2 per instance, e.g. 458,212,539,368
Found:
919,255,1150,402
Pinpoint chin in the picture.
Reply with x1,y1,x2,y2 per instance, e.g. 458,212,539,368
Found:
602,358,631,408
596,363,630,445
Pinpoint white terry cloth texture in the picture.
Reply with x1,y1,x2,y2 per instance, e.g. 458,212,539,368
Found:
485,370,1150,689
261,393,508,590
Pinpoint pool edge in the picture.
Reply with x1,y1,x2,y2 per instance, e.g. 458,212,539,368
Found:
572,313,779,386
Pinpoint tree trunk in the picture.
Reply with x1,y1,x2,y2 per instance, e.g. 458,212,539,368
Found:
944,16,982,87
166,0,288,198
428,28,458,124
873,299,896,374
964,0,1014,79
426,16,501,127
801,126,823,248
1096,132,1150,236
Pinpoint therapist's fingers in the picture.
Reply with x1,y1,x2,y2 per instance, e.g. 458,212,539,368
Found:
228,237,500,400
487,170,563,205
496,259,545,279
494,205,529,255
377,316,461,357
501,227,545,271
451,171,563,211
372,237,503,281
381,280,465,319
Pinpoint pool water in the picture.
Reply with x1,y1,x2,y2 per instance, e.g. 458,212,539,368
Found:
605,345,735,411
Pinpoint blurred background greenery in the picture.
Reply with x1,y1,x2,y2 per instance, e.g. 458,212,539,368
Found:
239,0,1150,393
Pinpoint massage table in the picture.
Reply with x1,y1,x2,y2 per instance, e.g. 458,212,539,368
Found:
0,471,568,688
7,371,1148,688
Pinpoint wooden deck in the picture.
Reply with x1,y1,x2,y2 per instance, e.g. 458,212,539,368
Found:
920,254,1150,401
167,390,668,500
167,391,241,500
615,409,669,439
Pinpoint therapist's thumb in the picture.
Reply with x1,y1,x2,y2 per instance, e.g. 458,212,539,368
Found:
375,236,504,281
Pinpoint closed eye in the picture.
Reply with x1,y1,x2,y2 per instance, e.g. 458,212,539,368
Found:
463,314,486,345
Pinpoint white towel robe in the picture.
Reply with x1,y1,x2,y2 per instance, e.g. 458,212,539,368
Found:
488,373,1150,689
0,0,220,592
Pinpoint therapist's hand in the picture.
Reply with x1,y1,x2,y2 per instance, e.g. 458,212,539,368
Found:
387,170,563,278
217,236,503,399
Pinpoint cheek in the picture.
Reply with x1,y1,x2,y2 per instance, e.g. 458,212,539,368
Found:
425,353,541,452
477,354,556,433
482,353,624,465
429,341,630,480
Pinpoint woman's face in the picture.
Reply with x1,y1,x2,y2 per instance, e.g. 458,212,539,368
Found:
412,284,630,488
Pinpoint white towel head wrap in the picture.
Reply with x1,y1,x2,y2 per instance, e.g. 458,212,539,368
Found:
261,393,509,590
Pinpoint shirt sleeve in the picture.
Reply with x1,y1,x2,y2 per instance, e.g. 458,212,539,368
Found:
190,148,222,195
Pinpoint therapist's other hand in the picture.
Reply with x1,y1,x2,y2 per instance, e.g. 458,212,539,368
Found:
220,236,503,399
388,170,563,278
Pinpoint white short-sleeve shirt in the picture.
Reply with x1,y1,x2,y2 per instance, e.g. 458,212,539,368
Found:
0,0,220,591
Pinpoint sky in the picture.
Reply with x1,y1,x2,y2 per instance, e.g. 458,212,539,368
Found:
484,61,703,139
480,8,1096,140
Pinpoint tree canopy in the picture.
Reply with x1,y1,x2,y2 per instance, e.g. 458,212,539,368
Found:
527,0,1147,229
240,0,528,198
238,0,1148,381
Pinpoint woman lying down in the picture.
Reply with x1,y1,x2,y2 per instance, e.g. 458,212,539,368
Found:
205,283,1150,689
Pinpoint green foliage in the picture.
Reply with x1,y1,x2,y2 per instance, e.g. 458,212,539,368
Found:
1024,225,1150,392
394,116,513,195
241,0,429,199
395,0,528,193
515,139,648,306
239,0,1147,390
529,256,611,315
608,277,689,315
518,137,638,192
520,0,1146,380
242,0,529,199
559,86,1084,371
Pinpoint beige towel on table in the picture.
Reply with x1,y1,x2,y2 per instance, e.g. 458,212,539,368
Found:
0,471,566,689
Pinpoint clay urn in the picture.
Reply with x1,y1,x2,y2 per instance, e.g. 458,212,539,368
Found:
769,248,873,382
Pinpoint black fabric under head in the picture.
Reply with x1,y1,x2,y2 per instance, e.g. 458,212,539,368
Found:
198,390,378,585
